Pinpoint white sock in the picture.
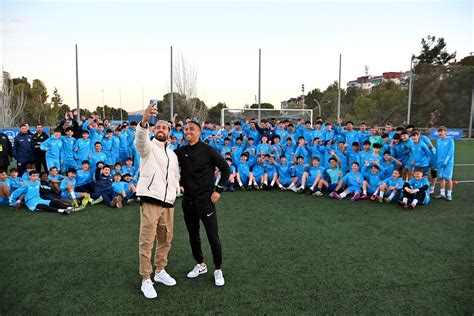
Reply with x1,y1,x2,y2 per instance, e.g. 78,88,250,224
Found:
271,180,275,187
430,186,435,191
215,178,220,186
340,192,347,198
447,190,452,197
310,186,314,191
71,192,76,199
238,181,243,187
289,183,295,188
379,191,384,198
402,197,408,203
248,180,252,186
440,189,446,196
278,183,283,188
412,199,418,206
299,185,304,189
388,192,395,199
363,190,367,195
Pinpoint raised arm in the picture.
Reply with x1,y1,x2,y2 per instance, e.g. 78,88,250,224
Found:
135,105,157,157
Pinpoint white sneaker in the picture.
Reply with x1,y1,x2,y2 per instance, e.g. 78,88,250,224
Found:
214,270,225,287
141,279,157,299
187,264,207,278
154,269,176,286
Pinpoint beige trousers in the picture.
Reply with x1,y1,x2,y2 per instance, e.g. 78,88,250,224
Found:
139,203,174,279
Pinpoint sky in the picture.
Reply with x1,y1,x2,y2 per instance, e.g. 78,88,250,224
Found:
1,0,472,114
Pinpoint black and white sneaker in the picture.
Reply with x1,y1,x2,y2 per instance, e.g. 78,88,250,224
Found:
59,207,74,215
187,264,207,278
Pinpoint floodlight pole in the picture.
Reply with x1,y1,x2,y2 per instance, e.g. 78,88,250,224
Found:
170,46,174,121
258,48,261,123
119,88,123,122
407,55,415,125
302,84,305,117
337,54,342,121
469,88,474,139
102,89,105,119
75,44,80,123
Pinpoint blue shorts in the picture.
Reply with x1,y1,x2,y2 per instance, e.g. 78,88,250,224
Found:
307,177,318,186
46,158,61,171
239,174,249,184
327,183,338,192
279,177,292,187
61,191,80,199
386,190,401,200
367,185,377,195
346,185,362,193
61,160,77,173
438,165,454,180
0,196,8,205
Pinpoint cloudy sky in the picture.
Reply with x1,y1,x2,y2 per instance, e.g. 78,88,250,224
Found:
1,0,472,113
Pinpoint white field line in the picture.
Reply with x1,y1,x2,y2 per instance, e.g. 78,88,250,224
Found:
454,164,474,166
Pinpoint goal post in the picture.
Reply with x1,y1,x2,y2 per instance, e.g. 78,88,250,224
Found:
221,108,313,126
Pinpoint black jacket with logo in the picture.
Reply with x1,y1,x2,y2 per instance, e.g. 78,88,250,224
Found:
175,141,230,200
0,132,13,168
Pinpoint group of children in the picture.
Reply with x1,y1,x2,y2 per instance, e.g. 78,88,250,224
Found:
1,114,456,213
208,119,455,210
0,157,140,215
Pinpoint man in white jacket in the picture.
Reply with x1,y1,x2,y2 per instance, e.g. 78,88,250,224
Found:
135,105,180,299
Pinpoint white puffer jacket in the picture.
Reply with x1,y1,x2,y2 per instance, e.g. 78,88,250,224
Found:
135,123,180,205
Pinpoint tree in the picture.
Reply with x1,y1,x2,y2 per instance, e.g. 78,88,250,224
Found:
354,81,406,125
0,79,27,128
161,92,193,121
319,81,339,121
173,53,208,122
207,102,227,124
46,87,63,125
304,88,324,111
415,35,456,66
410,36,458,127
250,103,274,109
460,55,474,66
95,105,128,121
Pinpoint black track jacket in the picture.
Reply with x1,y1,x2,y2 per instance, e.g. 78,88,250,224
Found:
175,141,230,200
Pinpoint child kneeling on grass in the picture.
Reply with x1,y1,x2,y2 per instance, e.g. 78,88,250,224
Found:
59,168,91,210
92,162,122,208
112,172,136,206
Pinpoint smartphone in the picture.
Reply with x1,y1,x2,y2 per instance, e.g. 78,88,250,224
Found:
149,99,158,108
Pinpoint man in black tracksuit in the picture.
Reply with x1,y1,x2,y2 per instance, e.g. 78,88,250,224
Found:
33,124,49,173
13,124,35,176
174,121,230,287
0,131,13,171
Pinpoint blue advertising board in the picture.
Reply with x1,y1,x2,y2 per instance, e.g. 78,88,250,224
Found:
430,128,463,139
0,128,50,146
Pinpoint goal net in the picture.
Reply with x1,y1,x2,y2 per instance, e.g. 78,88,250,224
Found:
221,108,313,126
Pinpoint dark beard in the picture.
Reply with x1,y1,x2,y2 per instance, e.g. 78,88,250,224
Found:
155,134,167,142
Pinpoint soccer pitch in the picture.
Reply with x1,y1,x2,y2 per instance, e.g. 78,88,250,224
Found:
1,142,473,314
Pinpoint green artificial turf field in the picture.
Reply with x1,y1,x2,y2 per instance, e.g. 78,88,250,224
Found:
1,141,473,314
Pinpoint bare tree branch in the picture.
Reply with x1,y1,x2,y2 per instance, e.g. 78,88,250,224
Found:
0,80,27,128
